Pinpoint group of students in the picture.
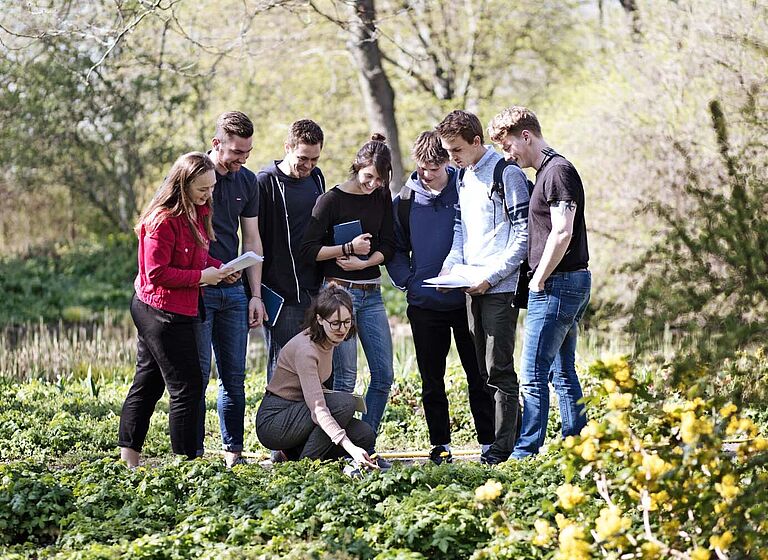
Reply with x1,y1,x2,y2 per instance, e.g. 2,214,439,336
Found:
117,105,591,470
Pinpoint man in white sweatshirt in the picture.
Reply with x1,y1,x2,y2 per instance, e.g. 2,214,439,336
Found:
436,110,530,464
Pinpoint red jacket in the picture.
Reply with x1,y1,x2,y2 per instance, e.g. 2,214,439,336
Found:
135,206,222,316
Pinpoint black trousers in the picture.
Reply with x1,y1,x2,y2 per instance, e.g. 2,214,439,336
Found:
407,305,495,446
255,391,375,458
118,295,203,459
468,292,520,459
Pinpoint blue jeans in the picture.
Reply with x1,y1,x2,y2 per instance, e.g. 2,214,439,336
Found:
193,284,249,454
330,285,394,438
512,270,591,459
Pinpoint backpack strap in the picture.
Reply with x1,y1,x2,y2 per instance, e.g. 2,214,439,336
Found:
397,185,413,247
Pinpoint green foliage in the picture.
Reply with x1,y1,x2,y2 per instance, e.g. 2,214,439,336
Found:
0,234,136,325
629,96,768,362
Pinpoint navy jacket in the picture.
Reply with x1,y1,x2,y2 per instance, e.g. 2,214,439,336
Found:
387,168,467,311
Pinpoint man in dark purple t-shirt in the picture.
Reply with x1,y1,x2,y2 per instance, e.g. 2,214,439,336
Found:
489,106,591,458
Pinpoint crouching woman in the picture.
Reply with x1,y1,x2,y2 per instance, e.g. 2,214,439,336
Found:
255,285,377,468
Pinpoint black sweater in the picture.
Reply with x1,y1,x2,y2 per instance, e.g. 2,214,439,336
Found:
301,186,395,281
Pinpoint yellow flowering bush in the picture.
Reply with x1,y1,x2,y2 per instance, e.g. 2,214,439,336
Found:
472,355,768,559
475,479,504,502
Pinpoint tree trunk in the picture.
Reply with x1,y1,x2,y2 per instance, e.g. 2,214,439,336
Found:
347,0,404,194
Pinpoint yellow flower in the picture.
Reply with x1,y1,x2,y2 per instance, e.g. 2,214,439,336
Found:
709,531,734,551
648,490,669,512
753,437,768,451
556,524,591,560
715,474,739,501
580,439,598,461
532,519,556,546
663,401,682,415
581,420,604,439
475,479,503,502
595,506,631,540
607,392,632,410
555,513,572,529
641,541,663,558
719,403,737,417
641,453,671,479
690,547,710,560
680,411,710,444
603,378,618,393
556,483,586,510
563,436,576,449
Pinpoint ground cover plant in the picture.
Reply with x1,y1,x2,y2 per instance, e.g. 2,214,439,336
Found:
2,329,767,559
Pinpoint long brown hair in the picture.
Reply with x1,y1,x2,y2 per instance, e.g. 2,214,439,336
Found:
135,152,215,245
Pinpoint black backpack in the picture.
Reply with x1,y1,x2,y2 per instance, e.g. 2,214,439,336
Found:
458,159,534,309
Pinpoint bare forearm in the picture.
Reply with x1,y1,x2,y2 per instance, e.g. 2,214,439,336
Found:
532,231,571,284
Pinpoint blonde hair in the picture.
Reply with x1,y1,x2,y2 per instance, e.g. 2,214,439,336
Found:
488,106,542,143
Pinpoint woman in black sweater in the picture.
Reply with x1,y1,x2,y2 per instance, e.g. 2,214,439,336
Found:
301,134,395,443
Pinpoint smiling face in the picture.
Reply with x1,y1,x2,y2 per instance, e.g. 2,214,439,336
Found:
212,134,253,174
415,160,449,190
317,305,353,346
284,142,322,178
188,169,216,206
356,164,383,194
498,131,534,168
440,135,484,168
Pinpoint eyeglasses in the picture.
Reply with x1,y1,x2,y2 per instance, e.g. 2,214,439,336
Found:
323,318,352,331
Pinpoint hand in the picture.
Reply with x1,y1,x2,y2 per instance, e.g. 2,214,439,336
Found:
222,270,242,284
248,296,266,328
351,233,372,257
200,266,235,286
335,256,368,271
529,277,546,293
465,280,491,296
348,445,378,470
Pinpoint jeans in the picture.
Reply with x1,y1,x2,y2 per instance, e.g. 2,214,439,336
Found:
255,391,375,460
264,302,311,382
468,292,520,459
193,284,249,454
512,270,591,459
407,305,494,446
118,295,202,459
330,285,394,438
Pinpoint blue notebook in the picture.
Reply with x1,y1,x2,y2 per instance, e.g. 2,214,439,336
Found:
261,285,284,328
333,219,368,260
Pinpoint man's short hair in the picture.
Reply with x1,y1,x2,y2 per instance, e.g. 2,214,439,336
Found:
287,119,324,148
215,111,254,140
411,131,449,166
435,110,484,144
488,106,542,143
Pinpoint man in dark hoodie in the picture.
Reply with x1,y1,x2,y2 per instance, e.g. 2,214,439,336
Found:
257,119,326,382
387,131,495,464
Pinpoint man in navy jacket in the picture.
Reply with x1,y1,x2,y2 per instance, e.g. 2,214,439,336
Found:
387,131,494,464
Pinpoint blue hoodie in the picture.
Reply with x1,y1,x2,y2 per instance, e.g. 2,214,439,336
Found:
386,167,467,311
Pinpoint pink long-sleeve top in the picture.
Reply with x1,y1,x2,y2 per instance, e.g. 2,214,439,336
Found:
265,330,347,445
134,205,222,316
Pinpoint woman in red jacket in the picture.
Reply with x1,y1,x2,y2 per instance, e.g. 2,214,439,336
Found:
118,152,234,467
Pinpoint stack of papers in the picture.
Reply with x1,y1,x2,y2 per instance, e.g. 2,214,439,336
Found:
223,251,264,273
422,264,489,289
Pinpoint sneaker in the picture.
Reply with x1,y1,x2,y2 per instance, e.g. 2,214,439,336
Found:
342,459,363,478
374,456,392,471
226,455,248,468
429,445,453,465
480,449,507,465
270,450,289,464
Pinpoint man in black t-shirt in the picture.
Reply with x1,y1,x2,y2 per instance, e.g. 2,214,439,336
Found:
194,111,265,468
489,106,591,458
256,119,326,383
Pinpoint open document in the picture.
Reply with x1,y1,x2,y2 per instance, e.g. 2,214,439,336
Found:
222,251,264,273
422,264,490,289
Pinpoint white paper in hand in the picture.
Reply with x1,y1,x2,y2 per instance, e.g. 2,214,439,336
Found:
223,251,264,273
422,264,489,288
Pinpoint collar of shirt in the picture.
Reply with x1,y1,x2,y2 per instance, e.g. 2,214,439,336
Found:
468,145,497,172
